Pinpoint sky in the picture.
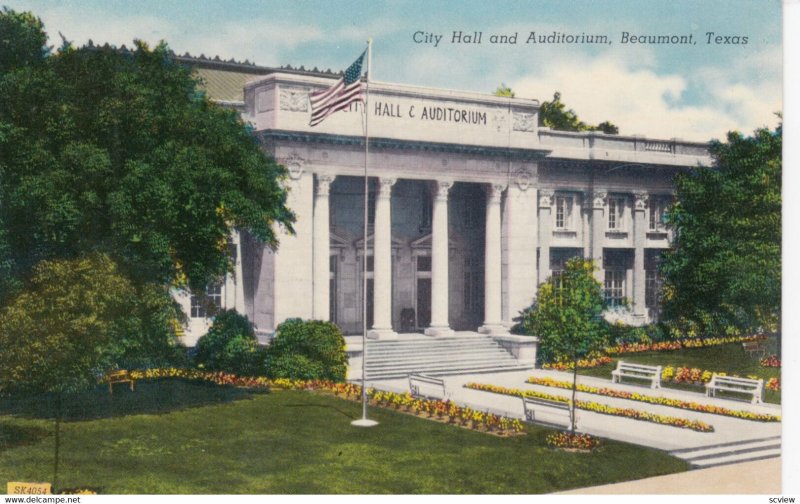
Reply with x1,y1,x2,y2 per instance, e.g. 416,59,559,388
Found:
5,0,784,142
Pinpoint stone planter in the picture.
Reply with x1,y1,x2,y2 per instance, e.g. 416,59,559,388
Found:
492,335,539,365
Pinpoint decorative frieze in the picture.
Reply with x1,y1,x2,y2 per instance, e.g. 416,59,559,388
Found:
592,191,607,209
538,189,554,208
513,111,536,132
280,87,309,112
633,191,649,211
280,152,307,180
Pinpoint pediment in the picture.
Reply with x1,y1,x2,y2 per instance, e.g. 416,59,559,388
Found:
354,234,405,250
410,233,458,250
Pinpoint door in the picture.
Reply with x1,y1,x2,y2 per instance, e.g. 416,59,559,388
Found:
416,278,431,329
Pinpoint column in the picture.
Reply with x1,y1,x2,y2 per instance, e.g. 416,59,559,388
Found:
233,230,245,314
537,190,553,285
480,183,507,335
503,177,538,325
633,191,648,320
591,191,606,284
425,180,453,336
368,178,397,339
312,175,334,320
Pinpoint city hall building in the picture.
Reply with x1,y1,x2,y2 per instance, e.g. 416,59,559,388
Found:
172,56,712,347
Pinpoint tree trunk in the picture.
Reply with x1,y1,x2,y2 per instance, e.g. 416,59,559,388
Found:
570,355,578,434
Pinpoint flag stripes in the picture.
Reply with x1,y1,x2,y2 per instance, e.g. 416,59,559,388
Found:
309,50,366,127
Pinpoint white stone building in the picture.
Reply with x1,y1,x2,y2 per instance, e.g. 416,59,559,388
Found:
172,57,712,346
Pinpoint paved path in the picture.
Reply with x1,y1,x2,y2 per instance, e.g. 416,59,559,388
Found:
556,457,781,494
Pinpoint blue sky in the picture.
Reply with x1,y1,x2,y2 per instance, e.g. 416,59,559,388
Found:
6,0,783,141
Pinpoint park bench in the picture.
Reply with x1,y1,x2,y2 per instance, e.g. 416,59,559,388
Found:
611,361,662,389
408,373,447,401
522,395,573,429
705,374,764,404
742,340,767,358
105,370,136,394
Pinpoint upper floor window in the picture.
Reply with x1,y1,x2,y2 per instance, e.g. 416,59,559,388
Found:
607,196,626,231
554,195,574,230
649,196,668,232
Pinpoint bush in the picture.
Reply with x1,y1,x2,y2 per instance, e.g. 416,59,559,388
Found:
194,310,266,376
266,319,347,382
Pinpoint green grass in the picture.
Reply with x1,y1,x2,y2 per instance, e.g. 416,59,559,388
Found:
0,380,689,494
578,339,781,404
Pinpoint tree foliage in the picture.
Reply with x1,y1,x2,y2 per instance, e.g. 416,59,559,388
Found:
523,258,607,363
539,92,619,134
660,125,781,337
0,254,133,395
493,83,515,98
0,9,295,303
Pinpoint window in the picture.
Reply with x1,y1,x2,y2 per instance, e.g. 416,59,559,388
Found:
604,270,625,307
607,196,626,230
603,250,629,307
416,255,432,272
190,282,222,318
645,250,664,309
649,197,667,232
329,255,338,323
554,195,574,230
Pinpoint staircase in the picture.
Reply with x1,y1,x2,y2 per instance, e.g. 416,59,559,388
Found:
669,436,781,469
360,333,533,381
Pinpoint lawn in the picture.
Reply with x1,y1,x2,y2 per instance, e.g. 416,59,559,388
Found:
578,339,781,404
0,380,689,494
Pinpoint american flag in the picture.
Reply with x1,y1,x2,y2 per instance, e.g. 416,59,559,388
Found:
309,50,366,127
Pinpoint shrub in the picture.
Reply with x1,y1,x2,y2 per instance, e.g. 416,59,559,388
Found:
266,319,347,382
194,310,266,376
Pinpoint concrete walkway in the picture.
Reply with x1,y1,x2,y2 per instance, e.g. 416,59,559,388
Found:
556,457,781,494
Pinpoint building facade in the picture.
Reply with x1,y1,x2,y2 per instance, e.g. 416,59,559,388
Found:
173,58,712,345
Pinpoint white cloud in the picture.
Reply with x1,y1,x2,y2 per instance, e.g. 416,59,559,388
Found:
511,52,781,141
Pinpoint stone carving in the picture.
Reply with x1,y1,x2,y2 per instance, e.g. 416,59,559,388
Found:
280,87,309,112
592,191,607,209
491,111,508,133
538,189,554,208
633,191,649,210
378,178,396,197
514,168,534,191
513,112,536,132
280,152,306,180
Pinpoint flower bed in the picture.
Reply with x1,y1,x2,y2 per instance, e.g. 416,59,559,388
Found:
760,355,781,368
114,368,525,436
604,334,766,356
464,382,715,432
525,376,781,422
766,377,780,391
542,356,613,371
546,432,601,451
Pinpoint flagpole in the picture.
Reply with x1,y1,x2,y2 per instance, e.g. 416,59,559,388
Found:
352,38,378,428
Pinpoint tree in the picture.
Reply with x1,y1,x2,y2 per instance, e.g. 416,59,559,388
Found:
522,258,606,432
0,254,134,489
660,124,781,339
493,83,515,98
0,9,295,303
539,92,619,134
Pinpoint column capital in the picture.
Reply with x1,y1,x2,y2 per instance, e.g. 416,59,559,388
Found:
434,180,453,201
538,189,553,208
377,177,396,198
315,174,335,196
487,183,506,204
592,191,607,209
633,191,649,211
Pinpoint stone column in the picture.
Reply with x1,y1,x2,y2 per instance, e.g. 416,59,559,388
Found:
368,178,397,339
633,191,648,320
537,190,553,285
312,175,334,320
591,191,607,283
425,180,453,336
233,229,245,315
480,183,507,335
503,172,538,325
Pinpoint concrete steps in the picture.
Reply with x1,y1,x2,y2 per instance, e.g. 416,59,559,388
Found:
362,334,533,380
669,436,781,469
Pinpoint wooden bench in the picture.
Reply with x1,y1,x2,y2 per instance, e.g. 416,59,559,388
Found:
611,361,662,389
408,373,447,401
742,340,767,358
106,370,136,394
522,396,573,428
705,374,764,404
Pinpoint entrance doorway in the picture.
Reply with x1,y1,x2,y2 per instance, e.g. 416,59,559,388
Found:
416,278,431,329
